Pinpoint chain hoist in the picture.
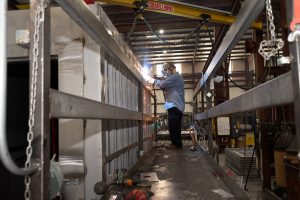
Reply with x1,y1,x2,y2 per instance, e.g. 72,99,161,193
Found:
24,1,47,199
258,0,284,60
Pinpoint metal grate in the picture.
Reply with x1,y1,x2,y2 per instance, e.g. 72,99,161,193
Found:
225,148,258,177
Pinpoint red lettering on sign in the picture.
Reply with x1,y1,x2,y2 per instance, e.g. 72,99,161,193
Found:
148,1,174,12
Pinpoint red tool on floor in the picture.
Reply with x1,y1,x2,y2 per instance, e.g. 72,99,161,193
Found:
125,189,147,200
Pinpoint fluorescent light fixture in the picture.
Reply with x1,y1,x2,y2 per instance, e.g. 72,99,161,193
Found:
146,35,156,38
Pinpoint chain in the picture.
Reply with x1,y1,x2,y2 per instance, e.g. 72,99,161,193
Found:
24,1,47,200
258,0,284,60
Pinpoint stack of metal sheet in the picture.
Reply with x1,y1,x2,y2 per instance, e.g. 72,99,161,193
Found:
225,148,258,178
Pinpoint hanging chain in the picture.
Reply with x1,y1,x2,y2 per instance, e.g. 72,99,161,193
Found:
258,0,284,60
24,1,47,200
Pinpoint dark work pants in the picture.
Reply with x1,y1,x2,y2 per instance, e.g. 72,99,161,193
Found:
168,107,183,147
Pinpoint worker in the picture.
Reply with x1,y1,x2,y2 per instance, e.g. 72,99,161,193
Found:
146,62,185,149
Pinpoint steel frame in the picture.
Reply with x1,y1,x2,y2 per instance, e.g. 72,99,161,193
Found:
0,1,155,200
193,0,265,97
289,23,300,160
51,2,155,199
194,0,300,173
3,0,299,198
195,72,293,120
29,1,51,199
95,0,262,29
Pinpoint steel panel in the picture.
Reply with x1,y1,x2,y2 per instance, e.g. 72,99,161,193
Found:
55,0,144,82
58,41,85,200
104,58,109,104
83,36,102,200
105,142,139,163
195,72,293,120
129,80,132,111
112,66,116,105
115,69,119,107
193,0,265,97
121,73,126,108
127,79,130,110
108,63,113,105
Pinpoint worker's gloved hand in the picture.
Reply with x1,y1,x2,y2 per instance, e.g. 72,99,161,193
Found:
144,74,155,85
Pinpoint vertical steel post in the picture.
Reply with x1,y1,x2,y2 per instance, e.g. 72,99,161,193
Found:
138,83,143,151
0,2,6,143
205,80,213,155
30,0,51,199
153,94,158,141
289,27,300,164
287,0,300,170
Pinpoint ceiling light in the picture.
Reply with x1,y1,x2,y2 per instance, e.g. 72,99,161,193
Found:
146,35,155,38
159,29,164,34
163,50,167,54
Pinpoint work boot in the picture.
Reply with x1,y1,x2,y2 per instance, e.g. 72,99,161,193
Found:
189,146,197,151
165,143,182,149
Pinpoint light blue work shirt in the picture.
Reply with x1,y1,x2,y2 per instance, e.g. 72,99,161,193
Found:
154,72,185,113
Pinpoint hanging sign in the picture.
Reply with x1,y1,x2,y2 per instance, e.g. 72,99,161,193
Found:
147,1,174,12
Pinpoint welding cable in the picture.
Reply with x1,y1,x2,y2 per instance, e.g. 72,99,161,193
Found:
141,15,205,45
126,14,140,39
205,25,214,47
205,29,250,91
221,67,248,91
205,27,247,91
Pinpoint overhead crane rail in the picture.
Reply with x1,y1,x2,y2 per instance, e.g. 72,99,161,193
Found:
96,0,263,29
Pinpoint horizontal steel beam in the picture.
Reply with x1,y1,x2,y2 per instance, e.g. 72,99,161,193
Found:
145,57,245,65
50,89,143,120
133,40,246,48
135,46,247,54
104,136,151,164
195,72,293,120
193,0,265,97
140,53,246,61
139,49,246,58
96,0,262,29
104,142,139,164
143,114,155,121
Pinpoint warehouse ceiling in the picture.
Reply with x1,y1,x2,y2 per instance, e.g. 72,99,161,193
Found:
100,0,248,66
7,0,281,85
8,0,253,66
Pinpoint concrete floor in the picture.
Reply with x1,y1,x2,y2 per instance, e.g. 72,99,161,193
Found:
140,142,243,200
